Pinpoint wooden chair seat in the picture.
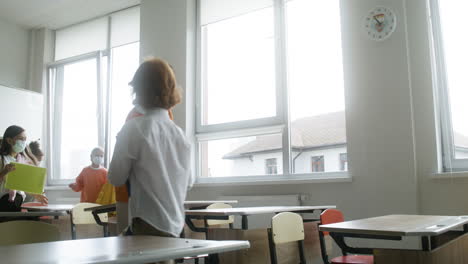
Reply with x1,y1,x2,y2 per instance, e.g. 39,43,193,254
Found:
331,255,374,264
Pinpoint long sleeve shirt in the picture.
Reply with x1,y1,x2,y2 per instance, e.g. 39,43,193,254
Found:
108,108,193,237
70,166,107,203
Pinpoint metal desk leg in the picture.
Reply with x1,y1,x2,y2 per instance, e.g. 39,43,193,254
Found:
70,212,76,240
242,215,248,230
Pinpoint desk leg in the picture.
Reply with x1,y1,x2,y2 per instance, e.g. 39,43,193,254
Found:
70,213,76,240
242,215,248,230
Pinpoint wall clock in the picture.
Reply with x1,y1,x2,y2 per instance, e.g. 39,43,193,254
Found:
363,7,396,41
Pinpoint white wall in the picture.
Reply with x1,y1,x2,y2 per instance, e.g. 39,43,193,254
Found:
0,19,30,89
140,0,419,222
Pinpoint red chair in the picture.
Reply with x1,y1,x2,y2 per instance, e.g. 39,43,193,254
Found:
319,209,374,264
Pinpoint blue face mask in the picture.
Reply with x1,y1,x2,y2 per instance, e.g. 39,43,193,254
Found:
12,140,26,153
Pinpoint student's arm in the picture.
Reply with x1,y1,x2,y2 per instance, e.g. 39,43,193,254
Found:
108,125,137,187
69,171,84,192
0,163,15,180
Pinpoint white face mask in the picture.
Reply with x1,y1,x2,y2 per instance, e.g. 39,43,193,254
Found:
91,156,103,166
12,140,27,153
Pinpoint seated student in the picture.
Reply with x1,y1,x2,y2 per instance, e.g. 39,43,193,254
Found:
0,126,48,212
69,147,107,203
24,140,44,166
108,58,193,262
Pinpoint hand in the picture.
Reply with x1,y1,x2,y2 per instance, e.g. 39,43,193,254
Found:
33,193,48,205
2,163,16,174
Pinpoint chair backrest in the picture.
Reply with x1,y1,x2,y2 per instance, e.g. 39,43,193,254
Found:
319,209,345,264
320,209,344,236
206,203,234,226
0,220,60,246
72,203,108,225
271,212,304,244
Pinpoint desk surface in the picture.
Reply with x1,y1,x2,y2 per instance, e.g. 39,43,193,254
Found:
0,211,66,217
186,205,335,216
84,200,240,212
21,204,74,212
319,214,468,236
0,235,250,264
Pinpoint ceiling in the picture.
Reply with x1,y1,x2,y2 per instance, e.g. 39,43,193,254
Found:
0,0,140,29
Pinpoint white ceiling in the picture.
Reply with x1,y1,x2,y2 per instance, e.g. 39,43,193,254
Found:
0,0,140,29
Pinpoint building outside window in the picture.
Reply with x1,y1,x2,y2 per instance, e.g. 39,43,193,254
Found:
311,156,324,172
339,153,348,171
196,0,347,182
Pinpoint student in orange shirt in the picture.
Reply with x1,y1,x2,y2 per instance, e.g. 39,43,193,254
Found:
69,147,107,203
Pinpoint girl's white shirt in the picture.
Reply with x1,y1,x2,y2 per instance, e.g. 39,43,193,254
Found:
108,108,193,237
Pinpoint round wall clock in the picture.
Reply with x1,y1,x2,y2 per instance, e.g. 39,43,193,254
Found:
363,7,396,41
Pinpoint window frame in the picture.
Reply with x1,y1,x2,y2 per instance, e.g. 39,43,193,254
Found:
428,0,468,172
265,158,278,175
194,0,349,184
46,9,140,185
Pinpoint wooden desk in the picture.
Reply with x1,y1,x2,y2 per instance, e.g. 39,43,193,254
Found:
0,235,250,264
186,205,336,230
319,214,468,263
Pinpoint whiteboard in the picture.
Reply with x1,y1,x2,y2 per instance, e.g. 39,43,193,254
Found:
0,85,43,142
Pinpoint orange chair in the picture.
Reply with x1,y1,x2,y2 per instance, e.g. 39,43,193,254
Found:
319,209,374,264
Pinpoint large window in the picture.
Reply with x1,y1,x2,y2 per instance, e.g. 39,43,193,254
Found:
430,0,468,171
47,7,140,184
197,0,347,182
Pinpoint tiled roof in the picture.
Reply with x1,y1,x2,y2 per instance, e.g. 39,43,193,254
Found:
223,111,347,159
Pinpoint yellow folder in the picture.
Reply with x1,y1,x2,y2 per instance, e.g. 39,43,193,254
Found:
5,162,46,194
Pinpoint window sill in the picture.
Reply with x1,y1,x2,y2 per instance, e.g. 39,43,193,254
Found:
194,172,352,187
432,171,468,179
44,185,70,191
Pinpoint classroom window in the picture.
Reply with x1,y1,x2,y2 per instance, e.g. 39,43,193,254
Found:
196,0,347,181
47,7,140,184
265,158,278,175
429,0,468,171
339,153,348,171
311,156,324,172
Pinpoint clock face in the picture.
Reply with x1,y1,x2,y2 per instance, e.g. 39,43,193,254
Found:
364,7,396,41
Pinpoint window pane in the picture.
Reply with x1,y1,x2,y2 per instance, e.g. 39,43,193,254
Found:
286,0,347,173
108,42,140,160
56,58,99,179
200,133,283,177
438,1,468,159
201,3,276,125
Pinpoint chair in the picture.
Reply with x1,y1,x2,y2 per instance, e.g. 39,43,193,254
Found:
319,209,374,264
21,202,52,220
71,203,109,239
0,220,60,246
268,212,307,264
205,202,234,228
184,203,234,264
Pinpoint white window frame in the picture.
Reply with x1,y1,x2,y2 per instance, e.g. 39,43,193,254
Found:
195,0,349,184
428,0,468,172
47,9,140,185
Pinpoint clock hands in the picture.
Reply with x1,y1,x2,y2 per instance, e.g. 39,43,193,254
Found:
373,15,382,26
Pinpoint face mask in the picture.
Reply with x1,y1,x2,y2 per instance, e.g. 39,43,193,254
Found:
12,140,26,153
92,156,103,166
